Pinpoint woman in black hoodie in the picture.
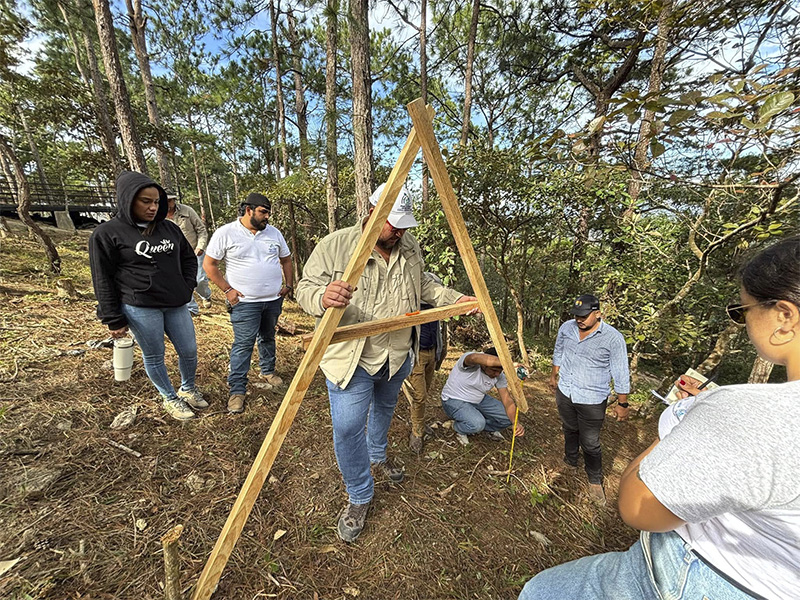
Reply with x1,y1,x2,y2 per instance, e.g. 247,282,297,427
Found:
89,171,207,420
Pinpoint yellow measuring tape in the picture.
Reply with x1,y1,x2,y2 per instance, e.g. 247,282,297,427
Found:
506,406,520,483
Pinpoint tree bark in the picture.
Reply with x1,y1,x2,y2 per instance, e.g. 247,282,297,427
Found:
186,111,206,223
460,0,480,147
58,0,120,175
324,0,339,232
748,356,774,384
349,0,374,219
92,0,147,172
286,10,309,170
17,106,53,202
0,134,61,274
125,0,171,188
270,0,300,281
270,0,289,178
626,0,673,212
75,0,122,176
420,0,429,208
696,321,740,374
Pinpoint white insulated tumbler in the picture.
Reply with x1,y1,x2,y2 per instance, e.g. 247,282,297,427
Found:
113,338,134,381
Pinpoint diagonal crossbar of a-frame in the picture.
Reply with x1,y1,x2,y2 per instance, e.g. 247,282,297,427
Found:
408,98,528,413
190,108,434,600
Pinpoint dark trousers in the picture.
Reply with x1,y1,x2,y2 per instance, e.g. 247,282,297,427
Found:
555,387,607,484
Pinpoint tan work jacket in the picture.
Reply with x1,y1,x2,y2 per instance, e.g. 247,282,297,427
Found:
296,222,464,388
167,203,207,251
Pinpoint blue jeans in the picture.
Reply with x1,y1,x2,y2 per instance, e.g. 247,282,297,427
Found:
325,357,412,505
121,304,198,399
228,298,283,395
187,253,212,314
442,394,512,435
518,531,758,600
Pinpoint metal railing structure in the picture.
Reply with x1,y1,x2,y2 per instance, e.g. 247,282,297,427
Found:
0,178,116,212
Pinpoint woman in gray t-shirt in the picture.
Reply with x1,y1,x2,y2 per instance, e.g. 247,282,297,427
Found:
518,235,800,600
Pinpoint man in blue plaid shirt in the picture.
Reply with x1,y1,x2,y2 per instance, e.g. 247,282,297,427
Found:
549,294,630,504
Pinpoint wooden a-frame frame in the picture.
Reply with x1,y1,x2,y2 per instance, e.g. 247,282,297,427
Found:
191,99,528,600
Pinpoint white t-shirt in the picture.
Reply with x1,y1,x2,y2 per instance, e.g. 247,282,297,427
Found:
441,352,507,404
641,381,800,600
205,220,290,302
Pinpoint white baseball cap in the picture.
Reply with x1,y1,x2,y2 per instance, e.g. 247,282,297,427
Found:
369,183,418,229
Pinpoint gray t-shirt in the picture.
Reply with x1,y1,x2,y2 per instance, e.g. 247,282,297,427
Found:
441,352,507,404
640,380,800,600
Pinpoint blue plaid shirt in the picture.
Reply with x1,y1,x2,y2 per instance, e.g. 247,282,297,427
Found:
553,320,630,405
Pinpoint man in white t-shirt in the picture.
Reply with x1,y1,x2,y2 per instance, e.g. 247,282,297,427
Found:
441,349,525,445
204,193,293,414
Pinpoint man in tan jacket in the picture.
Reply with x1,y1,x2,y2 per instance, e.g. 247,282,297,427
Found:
296,183,476,543
166,192,210,315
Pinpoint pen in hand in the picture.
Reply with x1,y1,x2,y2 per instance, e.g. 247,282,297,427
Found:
696,374,717,390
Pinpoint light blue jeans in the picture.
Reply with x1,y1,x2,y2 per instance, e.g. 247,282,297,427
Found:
121,304,198,399
187,253,212,314
325,357,412,505
442,394,512,435
228,298,283,395
518,531,758,600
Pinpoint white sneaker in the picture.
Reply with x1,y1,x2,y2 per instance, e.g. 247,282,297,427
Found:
177,388,208,409
162,396,196,421
456,432,469,446
486,431,505,442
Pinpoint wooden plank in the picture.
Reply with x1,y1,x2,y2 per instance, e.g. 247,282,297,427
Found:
190,108,432,600
407,99,528,413
300,301,479,350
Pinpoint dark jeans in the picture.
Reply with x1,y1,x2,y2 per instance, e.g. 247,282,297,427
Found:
228,298,283,395
555,387,607,484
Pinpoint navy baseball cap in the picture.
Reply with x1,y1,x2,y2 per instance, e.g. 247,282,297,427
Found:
570,294,600,317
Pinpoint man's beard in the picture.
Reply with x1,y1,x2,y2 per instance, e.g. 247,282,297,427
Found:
250,215,268,230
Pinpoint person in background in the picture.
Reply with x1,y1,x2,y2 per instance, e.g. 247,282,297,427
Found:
519,235,800,600
548,294,630,504
204,193,293,414
89,171,206,421
296,182,477,543
165,191,211,316
403,272,448,454
441,348,525,446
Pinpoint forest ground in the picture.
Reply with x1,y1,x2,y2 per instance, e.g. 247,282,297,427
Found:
0,222,657,600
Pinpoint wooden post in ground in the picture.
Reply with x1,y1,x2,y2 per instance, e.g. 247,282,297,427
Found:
408,98,528,413
162,524,184,600
190,110,431,600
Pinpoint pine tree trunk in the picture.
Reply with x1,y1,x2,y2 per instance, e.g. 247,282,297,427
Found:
420,0,429,209
460,0,480,147
270,0,289,178
626,0,672,213
77,0,122,176
349,0,373,219
270,0,300,281
59,0,120,176
186,112,206,223
324,0,339,233
748,356,774,384
286,10,309,171
92,0,146,172
0,134,61,274
125,0,172,188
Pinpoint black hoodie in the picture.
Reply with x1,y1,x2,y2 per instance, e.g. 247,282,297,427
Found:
88,171,197,330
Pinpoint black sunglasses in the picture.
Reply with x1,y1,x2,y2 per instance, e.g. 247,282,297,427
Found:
726,300,776,324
